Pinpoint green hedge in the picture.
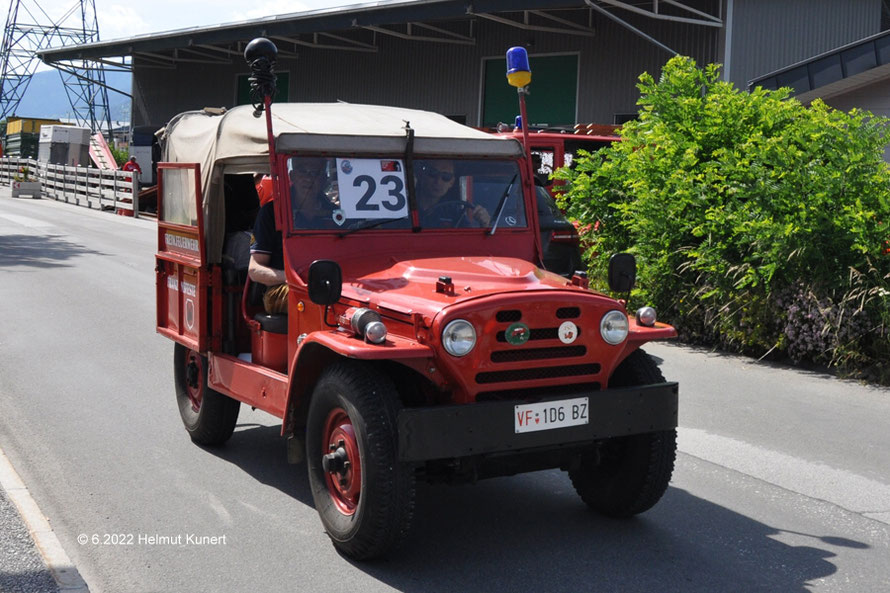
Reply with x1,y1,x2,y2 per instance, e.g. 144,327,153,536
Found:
556,56,890,382
110,146,130,167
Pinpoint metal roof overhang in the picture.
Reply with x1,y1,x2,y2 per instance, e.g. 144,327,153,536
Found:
38,0,589,63
37,0,722,65
747,28,890,103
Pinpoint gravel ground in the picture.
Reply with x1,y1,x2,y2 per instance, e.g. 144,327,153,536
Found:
0,487,59,593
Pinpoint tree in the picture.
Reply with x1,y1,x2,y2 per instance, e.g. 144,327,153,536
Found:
556,56,890,381
110,146,129,167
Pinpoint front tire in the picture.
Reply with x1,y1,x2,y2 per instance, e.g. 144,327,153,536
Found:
306,361,415,560
569,349,676,517
173,344,240,445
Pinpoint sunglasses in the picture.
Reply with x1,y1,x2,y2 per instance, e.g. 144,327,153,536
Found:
423,167,455,183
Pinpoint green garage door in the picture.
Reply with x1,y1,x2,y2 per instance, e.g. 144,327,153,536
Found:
482,54,578,128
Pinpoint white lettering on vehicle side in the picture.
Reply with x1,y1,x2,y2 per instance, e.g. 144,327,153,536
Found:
164,233,199,253
166,278,197,297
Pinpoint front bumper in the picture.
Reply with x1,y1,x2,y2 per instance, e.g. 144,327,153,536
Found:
397,382,678,462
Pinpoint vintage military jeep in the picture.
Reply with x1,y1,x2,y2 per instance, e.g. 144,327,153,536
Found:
154,40,678,560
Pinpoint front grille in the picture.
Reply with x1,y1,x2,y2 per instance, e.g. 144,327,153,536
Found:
475,363,600,384
468,300,604,395
496,310,522,322
491,346,586,363
556,307,581,319
496,327,582,342
477,382,601,402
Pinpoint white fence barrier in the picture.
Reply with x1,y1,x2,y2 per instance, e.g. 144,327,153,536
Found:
0,157,141,217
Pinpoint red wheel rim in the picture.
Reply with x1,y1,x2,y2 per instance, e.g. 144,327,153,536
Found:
322,408,362,516
184,351,204,413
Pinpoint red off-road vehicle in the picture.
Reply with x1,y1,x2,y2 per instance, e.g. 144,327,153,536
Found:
155,41,678,560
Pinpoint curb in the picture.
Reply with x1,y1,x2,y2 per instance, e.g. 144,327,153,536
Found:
0,446,90,592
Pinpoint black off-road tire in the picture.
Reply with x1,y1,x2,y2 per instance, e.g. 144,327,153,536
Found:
173,343,241,446
306,361,415,560
568,349,676,517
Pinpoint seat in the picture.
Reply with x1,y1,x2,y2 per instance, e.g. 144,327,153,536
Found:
254,312,288,334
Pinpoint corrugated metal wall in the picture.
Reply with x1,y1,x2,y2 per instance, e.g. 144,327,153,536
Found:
133,5,720,129
726,0,881,88
133,1,882,130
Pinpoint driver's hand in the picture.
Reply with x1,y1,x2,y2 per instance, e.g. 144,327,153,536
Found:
471,205,491,226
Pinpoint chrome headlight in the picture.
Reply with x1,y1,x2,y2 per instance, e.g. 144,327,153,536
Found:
340,307,388,344
635,306,657,327
362,320,388,344
442,319,476,357
600,310,629,345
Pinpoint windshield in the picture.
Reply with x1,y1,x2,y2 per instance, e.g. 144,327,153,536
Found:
286,156,526,232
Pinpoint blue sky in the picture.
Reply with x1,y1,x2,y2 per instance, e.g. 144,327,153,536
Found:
28,0,365,43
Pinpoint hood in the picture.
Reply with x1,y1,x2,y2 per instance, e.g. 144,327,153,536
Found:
341,256,587,321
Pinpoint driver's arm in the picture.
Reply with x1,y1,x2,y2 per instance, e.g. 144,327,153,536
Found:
248,203,286,286
248,253,286,287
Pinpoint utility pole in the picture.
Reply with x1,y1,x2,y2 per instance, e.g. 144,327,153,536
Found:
0,0,113,137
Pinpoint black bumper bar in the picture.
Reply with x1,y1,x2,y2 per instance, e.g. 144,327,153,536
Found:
397,382,678,462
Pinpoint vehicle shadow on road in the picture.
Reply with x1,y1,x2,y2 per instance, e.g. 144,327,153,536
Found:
0,234,103,269
204,423,315,506
204,423,857,592
358,472,850,593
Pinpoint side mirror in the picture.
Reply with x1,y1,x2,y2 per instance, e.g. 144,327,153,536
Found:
608,253,636,293
308,260,342,305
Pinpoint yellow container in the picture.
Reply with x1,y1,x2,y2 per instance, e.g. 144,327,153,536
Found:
6,117,63,135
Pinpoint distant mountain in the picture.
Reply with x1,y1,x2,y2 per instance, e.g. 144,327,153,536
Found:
10,69,131,122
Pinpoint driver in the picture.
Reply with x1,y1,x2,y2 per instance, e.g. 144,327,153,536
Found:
248,157,331,314
416,160,490,227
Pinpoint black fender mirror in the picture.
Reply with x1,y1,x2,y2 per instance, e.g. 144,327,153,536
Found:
308,260,342,305
608,253,636,293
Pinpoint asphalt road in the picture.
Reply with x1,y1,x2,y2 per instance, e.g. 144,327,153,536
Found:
1,193,889,593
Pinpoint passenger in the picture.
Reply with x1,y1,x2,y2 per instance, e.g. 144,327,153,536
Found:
416,160,491,227
254,173,274,206
289,159,335,228
248,157,331,314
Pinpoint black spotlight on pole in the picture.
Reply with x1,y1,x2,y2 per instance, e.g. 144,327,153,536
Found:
244,37,278,118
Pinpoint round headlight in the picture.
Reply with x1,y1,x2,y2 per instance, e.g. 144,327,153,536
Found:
600,310,629,345
635,306,657,327
442,319,476,357
363,320,387,344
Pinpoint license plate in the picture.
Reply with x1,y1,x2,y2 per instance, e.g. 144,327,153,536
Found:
514,397,589,434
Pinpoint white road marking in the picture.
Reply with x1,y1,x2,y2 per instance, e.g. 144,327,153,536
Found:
0,213,55,229
679,427,890,525
207,493,233,525
0,446,90,592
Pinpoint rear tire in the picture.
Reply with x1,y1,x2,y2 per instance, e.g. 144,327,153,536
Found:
569,349,676,517
173,344,240,445
306,361,415,560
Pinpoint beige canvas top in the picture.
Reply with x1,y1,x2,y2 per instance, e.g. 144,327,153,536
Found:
157,103,524,262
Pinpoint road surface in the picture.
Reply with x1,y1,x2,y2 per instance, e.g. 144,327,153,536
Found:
1,194,888,592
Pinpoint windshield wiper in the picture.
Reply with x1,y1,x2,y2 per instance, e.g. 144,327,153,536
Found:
488,174,518,236
338,216,409,238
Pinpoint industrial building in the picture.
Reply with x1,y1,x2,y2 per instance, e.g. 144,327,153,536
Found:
37,1,887,135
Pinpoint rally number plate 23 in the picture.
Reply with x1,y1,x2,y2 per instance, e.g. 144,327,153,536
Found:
514,397,589,434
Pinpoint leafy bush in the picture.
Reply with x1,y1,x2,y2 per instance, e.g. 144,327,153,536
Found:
556,56,890,382
110,146,130,167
